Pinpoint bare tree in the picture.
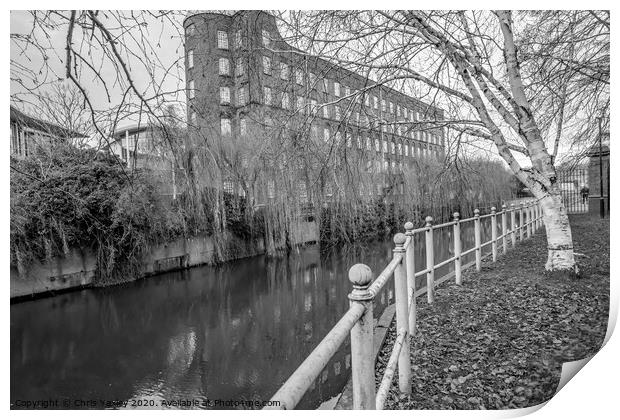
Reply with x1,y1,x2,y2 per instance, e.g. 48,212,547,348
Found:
281,10,609,272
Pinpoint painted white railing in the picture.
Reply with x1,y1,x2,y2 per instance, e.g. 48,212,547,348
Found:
265,199,543,410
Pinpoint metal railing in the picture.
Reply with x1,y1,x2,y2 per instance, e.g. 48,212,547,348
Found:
265,200,543,410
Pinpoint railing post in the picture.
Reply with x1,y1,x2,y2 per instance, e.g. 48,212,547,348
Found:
519,203,525,242
501,204,508,254
510,203,517,247
526,201,532,239
535,202,540,230
425,216,435,303
474,209,481,271
348,264,375,410
404,222,416,336
393,233,411,394
453,212,462,285
491,206,497,262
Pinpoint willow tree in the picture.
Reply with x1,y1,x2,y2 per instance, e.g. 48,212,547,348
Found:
282,10,609,272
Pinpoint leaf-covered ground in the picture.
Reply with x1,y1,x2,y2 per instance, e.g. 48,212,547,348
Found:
377,215,610,409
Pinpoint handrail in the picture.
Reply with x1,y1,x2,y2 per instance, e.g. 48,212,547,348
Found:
265,302,367,410
265,199,543,410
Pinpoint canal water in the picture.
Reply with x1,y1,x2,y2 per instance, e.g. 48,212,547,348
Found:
11,217,500,409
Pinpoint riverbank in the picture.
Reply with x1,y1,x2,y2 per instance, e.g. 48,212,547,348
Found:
10,221,318,300
377,215,609,409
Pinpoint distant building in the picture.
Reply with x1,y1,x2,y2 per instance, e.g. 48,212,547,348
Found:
10,105,86,158
183,11,446,202
108,123,179,199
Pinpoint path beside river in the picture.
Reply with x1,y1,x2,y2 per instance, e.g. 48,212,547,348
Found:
377,215,609,409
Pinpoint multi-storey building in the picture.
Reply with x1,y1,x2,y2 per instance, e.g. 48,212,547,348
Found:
10,105,86,158
183,10,445,201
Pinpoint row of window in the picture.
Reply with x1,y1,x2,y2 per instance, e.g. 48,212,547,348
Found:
206,83,441,144
260,55,438,122
217,116,441,157
186,24,273,50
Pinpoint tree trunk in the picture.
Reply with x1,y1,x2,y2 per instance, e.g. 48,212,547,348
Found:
539,191,577,272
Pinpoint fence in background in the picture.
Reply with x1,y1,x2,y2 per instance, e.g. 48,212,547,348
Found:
557,168,589,214
265,200,543,410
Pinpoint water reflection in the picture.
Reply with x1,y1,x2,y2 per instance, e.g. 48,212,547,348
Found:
11,218,497,409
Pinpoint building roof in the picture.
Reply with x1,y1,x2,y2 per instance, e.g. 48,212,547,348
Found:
10,106,86,138
112,123,152,140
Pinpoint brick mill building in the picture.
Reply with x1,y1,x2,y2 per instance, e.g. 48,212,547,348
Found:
183,10,445,201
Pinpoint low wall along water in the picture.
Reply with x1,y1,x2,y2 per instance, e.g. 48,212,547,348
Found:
10,221,319,299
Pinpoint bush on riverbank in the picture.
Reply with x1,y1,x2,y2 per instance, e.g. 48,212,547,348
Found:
10,144,185,284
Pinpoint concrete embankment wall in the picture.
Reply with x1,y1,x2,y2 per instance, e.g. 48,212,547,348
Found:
10,221,319,299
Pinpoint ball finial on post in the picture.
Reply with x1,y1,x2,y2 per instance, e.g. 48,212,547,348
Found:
491,206,496,213
404,221,414,232
453,212,460,221
393,232,407,249
474,208,480,217
348,263,373,291
425,216,433,227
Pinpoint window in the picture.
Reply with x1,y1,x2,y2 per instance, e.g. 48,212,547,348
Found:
190,111,196,125
267,180,275,199
188,80,195,99
365,95,370,107
235,30,242,48
398,142,402,155
391,141,395,154
263,56,271,75
235,62,244,77
279,62,289,80
404,107,408,118
282,92,290,109
240,118,247,136
334,82,340,97
397,105,401,117
263,87,272,105
309,73,316,86
381,99,386,112
262,30,271,47
323,105,329,119
237,86,247,106
357,136,362,149
323,128,330,142
389,102,394,114
219,58,230,76
375,139,380,152
323,79,330,93
335,106,341,120
373,96,378,109
366,137,371,151
187,50,194,69
311,99,318,115
217,31,229,49
296,96,304,112
221,118,231,136
344,86,350,97
382,141,388,153
405,143,409,156
335,132,342,144
296,69,303,85
220,87,230,105
186,23,196,36
346,133,352,148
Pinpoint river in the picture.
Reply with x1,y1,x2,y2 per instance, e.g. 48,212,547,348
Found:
11,217,498,409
